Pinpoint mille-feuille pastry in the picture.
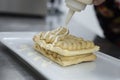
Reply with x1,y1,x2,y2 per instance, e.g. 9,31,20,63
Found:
33,27,99,66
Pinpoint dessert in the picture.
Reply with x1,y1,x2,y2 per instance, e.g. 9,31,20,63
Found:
33,27,99,66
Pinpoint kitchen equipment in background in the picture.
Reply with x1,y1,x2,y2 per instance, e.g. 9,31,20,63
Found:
0,0,47,16
47,0,63,15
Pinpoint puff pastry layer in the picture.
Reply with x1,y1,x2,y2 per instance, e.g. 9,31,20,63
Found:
33,27,99,66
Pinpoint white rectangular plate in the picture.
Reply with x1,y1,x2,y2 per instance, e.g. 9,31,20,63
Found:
0,32,120,80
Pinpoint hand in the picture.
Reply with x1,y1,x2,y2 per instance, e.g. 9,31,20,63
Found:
93,0,106,5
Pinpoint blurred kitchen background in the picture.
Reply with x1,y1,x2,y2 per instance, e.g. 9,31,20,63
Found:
0,0,120,80
0,0,103,36
0,0,120,62
0,0,120,64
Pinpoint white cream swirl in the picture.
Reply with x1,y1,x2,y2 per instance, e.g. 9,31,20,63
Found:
38,27,69,45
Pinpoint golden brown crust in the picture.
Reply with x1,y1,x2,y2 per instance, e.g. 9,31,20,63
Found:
34,39,99,56
34,43,96,66
33,27,99,51
33,27,99,66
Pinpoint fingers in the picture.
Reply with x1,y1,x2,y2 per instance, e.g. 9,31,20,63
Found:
93,0,105,5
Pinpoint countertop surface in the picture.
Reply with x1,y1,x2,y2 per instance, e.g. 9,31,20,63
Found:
0,7,120,80
0,32,120,80
0,16,50,80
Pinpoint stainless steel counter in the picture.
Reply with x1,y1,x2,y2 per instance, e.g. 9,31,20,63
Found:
0,16,120,80
0,15,64,80
0,43,47,80
0,16,50,80
0,0,47,16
